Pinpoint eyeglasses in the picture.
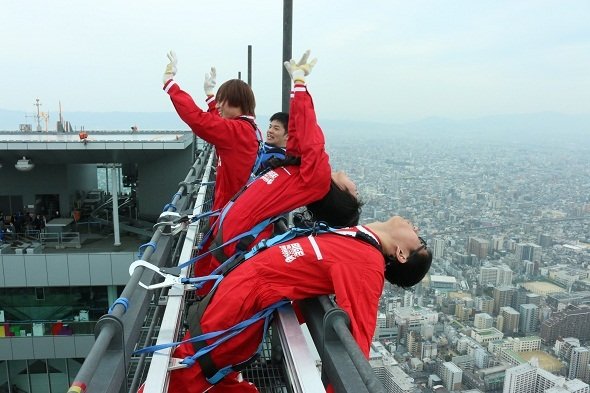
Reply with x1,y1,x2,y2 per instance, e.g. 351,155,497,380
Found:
408,236,427,259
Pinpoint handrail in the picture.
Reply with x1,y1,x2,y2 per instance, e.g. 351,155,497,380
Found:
274,305,325,392
299,297,386,393
68,144,213,393
140,146,216,392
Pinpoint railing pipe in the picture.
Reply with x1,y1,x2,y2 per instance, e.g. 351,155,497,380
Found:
299,296,385,393
68,146,211,393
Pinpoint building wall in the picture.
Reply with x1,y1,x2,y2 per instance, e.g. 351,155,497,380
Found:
0,163,97,216
136,148,193,221
0,252,135,287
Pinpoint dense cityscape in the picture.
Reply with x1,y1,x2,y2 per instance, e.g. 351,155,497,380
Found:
324,126,590,392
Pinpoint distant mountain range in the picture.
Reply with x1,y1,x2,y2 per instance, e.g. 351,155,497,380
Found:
1,108,588,144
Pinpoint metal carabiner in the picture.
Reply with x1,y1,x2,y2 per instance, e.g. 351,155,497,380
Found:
129,260,185,290
167,358,189,371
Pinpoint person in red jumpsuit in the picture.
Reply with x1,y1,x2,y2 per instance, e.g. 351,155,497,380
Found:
201,50,363,279
162,51,260,213
166,216,433,392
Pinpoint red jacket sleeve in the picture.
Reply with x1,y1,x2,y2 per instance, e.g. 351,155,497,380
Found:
164,81,246,149
206,95,219,116
287,84,331,185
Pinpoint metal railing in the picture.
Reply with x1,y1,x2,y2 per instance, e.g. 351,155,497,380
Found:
299,297,386,393
67,144,213,393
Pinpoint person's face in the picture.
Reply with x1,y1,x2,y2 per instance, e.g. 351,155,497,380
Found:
216,100,242,119
266,120,288,147
331,171,358,198
389,216,426,261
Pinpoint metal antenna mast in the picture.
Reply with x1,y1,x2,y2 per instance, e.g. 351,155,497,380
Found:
33,98,42,131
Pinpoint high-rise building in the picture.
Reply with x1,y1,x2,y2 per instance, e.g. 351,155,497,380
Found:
468,237,490,260
455,302,472,322
504,362,590,393
421,341,437,360
515,243,542,262
497,265,514,286
480,266,498,286
406,330,422,358
500,306,520,334
503,362,536,393
569,347,590,382
475,295,495,314
538,233,553,248
474,313,494,329
369,343,417,393
492,235,505,251
433,238,445,259
403,290,414,308
494,286,516,315
555,337,581,360
440,361,463,391
520,304,539,334
540,306,590,344
536,368,565,392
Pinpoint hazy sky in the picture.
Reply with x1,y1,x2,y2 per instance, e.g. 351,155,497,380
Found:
2,1,589,123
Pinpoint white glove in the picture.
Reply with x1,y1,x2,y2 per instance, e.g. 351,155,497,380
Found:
283,50,317,84
203,66,217,96
163,51,178,84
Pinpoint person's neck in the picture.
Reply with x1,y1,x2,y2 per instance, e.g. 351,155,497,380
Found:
365,221,395,256
265,142,286,148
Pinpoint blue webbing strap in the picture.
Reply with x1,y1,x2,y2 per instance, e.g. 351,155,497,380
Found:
175,215,277,272
108,297,129,314
133,300,290,358
243,221,335,259
205,299,285,384
137,241,157,258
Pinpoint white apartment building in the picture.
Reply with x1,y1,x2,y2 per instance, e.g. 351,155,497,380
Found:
440,361,462,391
503,363,537,393
474,313,494,329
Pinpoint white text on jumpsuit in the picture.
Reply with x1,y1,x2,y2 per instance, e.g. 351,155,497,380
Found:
280,242,305,263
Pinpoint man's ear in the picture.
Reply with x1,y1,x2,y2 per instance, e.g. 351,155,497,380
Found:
397,247,407,263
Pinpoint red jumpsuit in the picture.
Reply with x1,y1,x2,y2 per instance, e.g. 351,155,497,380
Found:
202,83,332,276
164,80,259,212
167,226,385,392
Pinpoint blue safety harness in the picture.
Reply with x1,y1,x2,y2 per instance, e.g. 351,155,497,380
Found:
134,222,384,385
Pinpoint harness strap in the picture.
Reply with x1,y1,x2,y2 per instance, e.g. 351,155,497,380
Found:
187,294,289,382
210,214,286,264
187,289,216,378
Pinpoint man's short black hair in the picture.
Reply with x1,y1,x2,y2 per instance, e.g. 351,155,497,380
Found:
384,248,432,288
306,180,363,227
270,112,289,134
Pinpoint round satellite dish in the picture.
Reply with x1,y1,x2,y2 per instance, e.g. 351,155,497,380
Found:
15,156,34,171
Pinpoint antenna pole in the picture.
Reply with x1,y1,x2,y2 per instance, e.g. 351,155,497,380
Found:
282,0,293,113
34,98,42,131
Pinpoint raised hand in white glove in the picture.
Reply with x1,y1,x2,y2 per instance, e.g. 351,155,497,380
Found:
163,51,178,84
283,50,317,84
203,66,217,96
